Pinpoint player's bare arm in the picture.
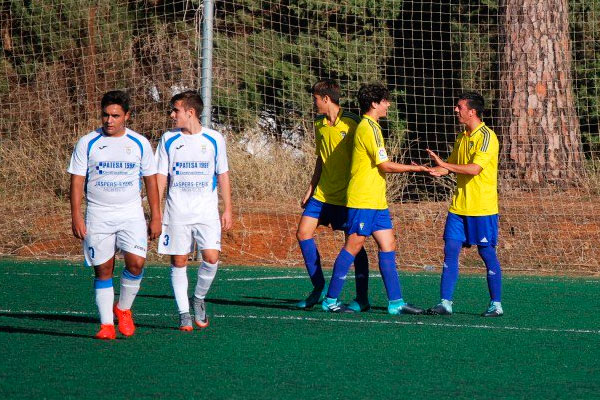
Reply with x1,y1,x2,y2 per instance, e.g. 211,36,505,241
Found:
301,157,322,208
218,171,233,231
426,148,482,176
156,173,168,216
377,160,429,174
70,174,87,240
143,174,162,240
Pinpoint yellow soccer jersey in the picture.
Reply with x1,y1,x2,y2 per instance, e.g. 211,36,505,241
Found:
346,115,389,209
447,122,499,216
312,109,360,206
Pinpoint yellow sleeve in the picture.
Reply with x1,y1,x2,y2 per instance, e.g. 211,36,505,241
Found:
472,132,499,169
314,127,321,157
363,125,388,165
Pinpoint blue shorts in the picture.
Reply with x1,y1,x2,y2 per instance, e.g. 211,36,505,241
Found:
443,212,498,247
346,208,393,236
302,197,348,231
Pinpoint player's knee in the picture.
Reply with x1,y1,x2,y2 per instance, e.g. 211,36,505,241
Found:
202,253,220,264
124,259,145,276
296,227,313,242
126,264,144,276
171,255,188,268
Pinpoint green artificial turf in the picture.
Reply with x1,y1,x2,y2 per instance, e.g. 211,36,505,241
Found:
1,258,599,399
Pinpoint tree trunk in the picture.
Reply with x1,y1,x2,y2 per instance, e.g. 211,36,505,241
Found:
498,0,582,186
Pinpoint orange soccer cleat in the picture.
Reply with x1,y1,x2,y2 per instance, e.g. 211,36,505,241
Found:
95,324,116,340
113,304,136,336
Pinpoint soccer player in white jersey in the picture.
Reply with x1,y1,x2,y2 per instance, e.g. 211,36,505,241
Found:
155,91,232,331
69,90,161,340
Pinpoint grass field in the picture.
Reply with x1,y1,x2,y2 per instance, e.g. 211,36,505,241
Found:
1,258,599,399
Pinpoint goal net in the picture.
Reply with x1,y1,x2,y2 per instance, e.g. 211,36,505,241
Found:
1,0,598,275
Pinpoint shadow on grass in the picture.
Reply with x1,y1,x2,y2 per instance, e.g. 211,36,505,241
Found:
0,311,96,323
243,295,299,304
0,311,175,331
207,297,298,311
136,293,174,300
0,324,92,339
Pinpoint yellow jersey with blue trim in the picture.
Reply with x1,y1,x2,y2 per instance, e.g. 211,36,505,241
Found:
346,115,389,209
312,109,360,206
447,122,499,216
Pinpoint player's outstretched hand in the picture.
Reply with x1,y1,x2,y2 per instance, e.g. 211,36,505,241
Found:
71,215,87,240
221,209,233,231
148,218,162,240
410,161,431,173
426,148,444,166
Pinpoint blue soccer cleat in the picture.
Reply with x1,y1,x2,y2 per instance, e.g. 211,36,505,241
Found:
321,297,349,313
295,285,327,309
388,299,424,315
347,298,371,313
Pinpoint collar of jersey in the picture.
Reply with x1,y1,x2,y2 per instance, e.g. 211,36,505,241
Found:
362,114,381,129
99,127,130,138
464,121,486,137
323,108,343,127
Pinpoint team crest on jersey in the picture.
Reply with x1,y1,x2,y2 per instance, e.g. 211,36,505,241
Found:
125,146,132,155
378,148,387,161
201,145,207,153
340,131,347,138
469,141,474,150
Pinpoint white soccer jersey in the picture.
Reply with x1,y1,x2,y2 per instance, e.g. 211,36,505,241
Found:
155,128,229,225
68,128,157,222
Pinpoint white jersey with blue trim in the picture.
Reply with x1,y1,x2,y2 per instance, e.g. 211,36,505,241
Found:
155,127,229,225
67,128,157,222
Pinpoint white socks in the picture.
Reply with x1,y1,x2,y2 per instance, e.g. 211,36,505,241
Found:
171,266,190,314
95,286,114,325
117,270,143,310
194,261,218,300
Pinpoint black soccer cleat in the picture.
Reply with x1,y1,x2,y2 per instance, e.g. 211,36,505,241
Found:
399,303,425,315
426,303,452,315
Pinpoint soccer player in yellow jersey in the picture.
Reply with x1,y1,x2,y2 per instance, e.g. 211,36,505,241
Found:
295,79,370,312
322,83,428,314
425,92,503,317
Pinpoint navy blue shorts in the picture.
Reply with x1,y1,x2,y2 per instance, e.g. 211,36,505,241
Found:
443,212,498,247
302,197,348,231
346,208,393,236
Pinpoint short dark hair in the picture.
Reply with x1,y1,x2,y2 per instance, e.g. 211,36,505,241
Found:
458,92,485,117
357,83,390,114
101,90,130,113
311,79,341,105
171,90,204,119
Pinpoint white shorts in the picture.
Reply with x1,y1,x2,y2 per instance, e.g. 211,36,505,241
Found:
158,221,221,255
83,219,148,266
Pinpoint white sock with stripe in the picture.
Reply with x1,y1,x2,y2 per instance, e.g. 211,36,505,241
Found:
171,266,190,314
94,278,114,325
117,269,143,310
194,261,218,300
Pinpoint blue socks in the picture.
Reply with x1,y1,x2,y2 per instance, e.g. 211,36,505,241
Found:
379,251,402,301
478,245,502,302
354,247,369,301
327,248,355,299
440,240,503,303
299,238,325,289
440,239,462,300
